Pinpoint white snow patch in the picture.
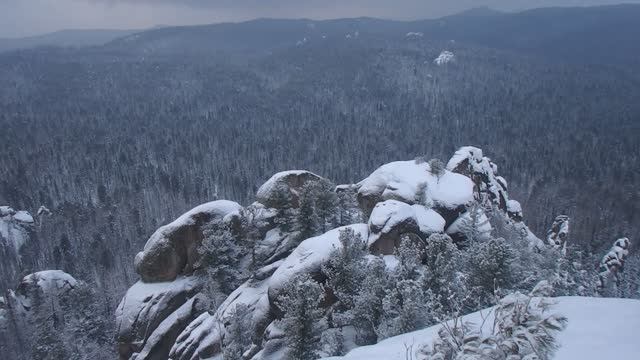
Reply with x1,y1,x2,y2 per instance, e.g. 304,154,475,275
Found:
357,160,473,209
328,297,640,360
434,50,455,65
13,211,34,223
507,200,522,214
405,32,424,38
23,270,77,293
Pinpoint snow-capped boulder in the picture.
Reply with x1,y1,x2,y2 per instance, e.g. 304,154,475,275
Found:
256,170,326,209
507,199,523,221
447,146,509,212
5,270,77,314
115,276,204,360
134,200,242,282
0,206,34,253
356,160,473,217
547,215,570,251
434,51,455,65
368,200,445,255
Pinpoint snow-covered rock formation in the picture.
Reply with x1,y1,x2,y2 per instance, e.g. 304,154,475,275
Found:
434,50,455,65
0,207,36,291
2,270,77,317
116,146,546,360
547,214,570,252
134,200,243,282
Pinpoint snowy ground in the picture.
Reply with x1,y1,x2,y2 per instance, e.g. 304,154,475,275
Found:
328,297,640,360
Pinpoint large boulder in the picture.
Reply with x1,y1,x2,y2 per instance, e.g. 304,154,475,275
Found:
256,170,326,209
356,160,474,217
134,200,242,282
3,270,77,316
368,200,445,255
115,276,204,360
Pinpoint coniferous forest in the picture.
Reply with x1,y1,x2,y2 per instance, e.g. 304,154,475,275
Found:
1,5,639,360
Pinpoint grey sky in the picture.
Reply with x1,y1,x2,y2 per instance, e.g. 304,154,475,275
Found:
1,0,637,38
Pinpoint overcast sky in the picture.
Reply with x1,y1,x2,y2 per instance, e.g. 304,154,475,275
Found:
0,0,637,38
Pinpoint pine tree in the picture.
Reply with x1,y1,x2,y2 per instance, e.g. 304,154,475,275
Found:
351,257,388,345
271,183,295,233
377,279,429,340
277,274,324,360
322,227,367,315
421,233,465,317
198,222,242,299
297,182,320,241
464,237,515,307
222,303,252,360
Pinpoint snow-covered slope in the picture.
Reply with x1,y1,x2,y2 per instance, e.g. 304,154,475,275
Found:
327,297,640,360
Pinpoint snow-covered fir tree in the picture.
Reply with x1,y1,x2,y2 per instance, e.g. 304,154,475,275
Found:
277,274,325,360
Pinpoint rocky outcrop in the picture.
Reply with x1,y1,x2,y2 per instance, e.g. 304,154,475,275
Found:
367,200,445,255
547,215,569,252
116,276,204,360
2,270,77,317
447,146,509,212
134,201,242,283
116,147,544,360
0,206,36,291
356,160,474,217
256,170,326,209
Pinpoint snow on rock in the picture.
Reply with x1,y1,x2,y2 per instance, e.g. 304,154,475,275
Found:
268,224,369,300
405,32,424,38
445,206,492,243
368,200,445,254
597,237,631,292
115,276,203,360
356,160,473,217
12,211,33,223
1,208,36,290
327,297,640,360
171,273,275,360
6,270,77,315
507,199,523,221
447,146,509,212
434,50,455,65
134,200,242,282
547,215,570,251
256,170,326,209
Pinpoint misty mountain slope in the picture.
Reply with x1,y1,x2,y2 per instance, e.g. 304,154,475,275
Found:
97,4,640,64
0,29,139,53
328,297,640,360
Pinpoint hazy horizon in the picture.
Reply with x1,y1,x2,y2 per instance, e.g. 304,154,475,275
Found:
1,0,639,38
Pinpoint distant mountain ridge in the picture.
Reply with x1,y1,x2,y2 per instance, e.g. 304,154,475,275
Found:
2,4,639,65
0,29,139,53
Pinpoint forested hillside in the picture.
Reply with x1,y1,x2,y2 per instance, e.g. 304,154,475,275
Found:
1,4,639,309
